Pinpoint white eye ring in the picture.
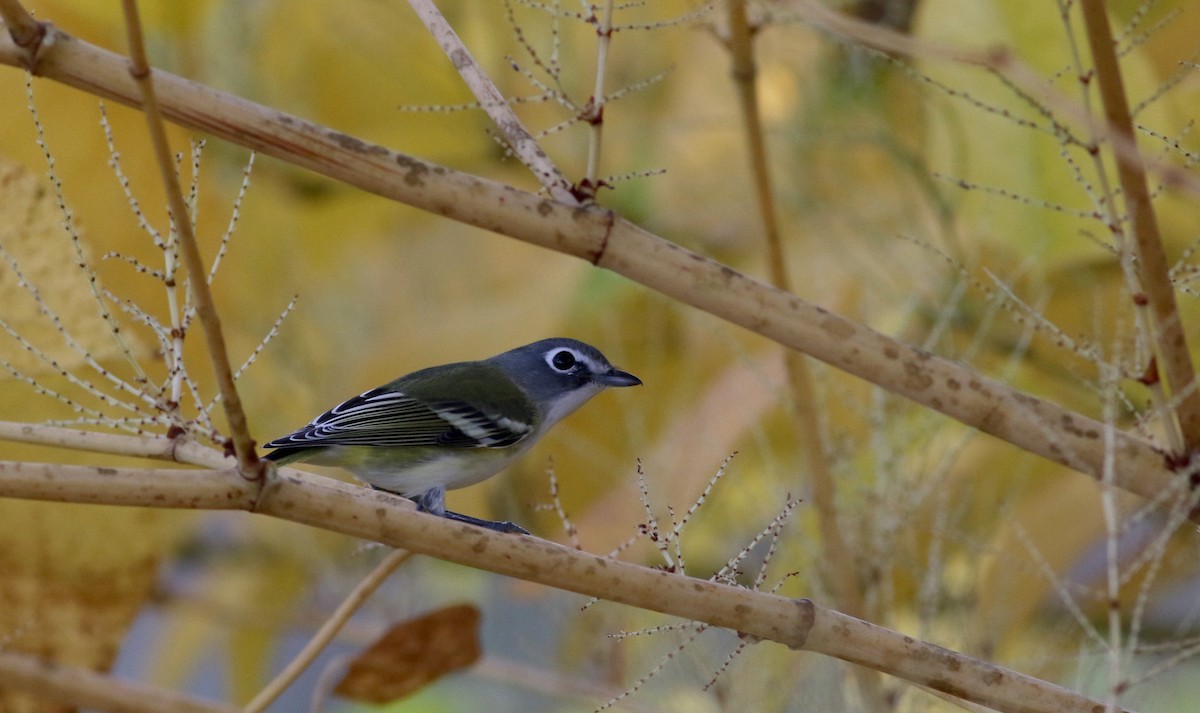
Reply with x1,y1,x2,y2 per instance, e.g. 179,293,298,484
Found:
546,348,585,373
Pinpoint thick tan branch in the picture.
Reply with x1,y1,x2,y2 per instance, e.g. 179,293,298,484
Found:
0,461,1124,713
0,461,256,507
0,24,1183,508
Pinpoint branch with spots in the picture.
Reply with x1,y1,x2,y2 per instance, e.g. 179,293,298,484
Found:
0,19,1184,513
0,451,1127,713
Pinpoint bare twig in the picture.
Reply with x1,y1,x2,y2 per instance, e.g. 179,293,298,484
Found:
1078,0,1200,458
540,461,581,547
783,0,1200,197
0,420,228,467
243,549,414,713
117,0,261,478
1100,367,1125,709
0,0,43,59
584,0,615,187
723,1,882,704
22,80,157,401
0,460,1130,713
406,0,577,203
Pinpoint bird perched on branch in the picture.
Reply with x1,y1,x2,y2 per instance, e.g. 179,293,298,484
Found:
263,338,641,534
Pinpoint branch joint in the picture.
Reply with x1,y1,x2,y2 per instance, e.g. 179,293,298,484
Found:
586,206,616,266
6,19,53,72
788,598,816,650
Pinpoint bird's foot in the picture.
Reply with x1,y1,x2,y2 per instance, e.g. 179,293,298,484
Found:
372,485,529,535
440,509,530,535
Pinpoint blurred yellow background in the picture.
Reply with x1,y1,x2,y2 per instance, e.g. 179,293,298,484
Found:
4,0,1200,711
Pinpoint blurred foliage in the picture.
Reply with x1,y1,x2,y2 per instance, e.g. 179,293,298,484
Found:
4,0,1200,711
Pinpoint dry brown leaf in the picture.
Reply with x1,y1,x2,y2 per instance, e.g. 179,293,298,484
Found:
334,603,482,704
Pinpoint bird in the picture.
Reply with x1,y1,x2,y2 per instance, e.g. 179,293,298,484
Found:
263,338,641,534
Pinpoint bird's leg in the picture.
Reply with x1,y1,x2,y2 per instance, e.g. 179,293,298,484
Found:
439,509,530,535
373,485,530,535
412,486,448,516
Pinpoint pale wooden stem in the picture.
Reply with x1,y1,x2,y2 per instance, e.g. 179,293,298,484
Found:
406,0,576,203
118,0,262,478
0,461,1129,713
0,421,230,468
242,549,414,713
584,0,615,186
0,0,40,51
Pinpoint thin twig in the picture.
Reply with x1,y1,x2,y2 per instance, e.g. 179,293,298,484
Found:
1100,366,1125,710
783,0,1200,196
117,0,262,477
243,549,414,713
584,0,615,187
1078,0,1200,457
406,0,577,203
722,6,885,705
25,78,156,398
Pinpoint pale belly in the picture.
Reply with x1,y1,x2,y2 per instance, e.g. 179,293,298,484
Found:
305,444,529,498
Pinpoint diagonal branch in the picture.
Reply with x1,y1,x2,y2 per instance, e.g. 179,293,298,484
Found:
406,0,577,203
1078,0,1200,457
0,23,1185,512
242,549,414,713
0,460,1131,713
0,0,40,53
115,1,262,478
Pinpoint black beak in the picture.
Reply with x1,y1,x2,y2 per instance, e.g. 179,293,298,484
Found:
596,368,642,387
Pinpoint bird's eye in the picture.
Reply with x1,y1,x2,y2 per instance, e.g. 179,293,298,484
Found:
550,350,578,372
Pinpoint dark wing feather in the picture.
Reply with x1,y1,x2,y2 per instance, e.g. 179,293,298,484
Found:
264,384,533,452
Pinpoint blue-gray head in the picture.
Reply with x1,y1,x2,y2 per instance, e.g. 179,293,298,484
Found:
487,338,641,427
